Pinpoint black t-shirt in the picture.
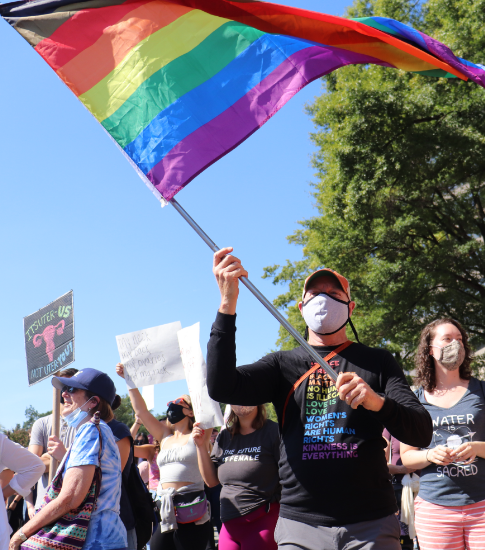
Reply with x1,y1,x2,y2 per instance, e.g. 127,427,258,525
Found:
206,312,433,527
107,419,135,530
211,419,280,522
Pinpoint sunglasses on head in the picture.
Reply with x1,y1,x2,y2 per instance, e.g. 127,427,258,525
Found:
167,397,188,407
61,385,79,395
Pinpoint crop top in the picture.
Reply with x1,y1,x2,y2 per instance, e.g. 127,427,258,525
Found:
157,435,204,492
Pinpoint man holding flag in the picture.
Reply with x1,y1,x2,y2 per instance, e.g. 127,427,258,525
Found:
207,247,432,550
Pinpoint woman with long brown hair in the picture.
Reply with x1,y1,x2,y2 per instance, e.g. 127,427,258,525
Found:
401,319,485,550
115,363,213,550
193,404,280,550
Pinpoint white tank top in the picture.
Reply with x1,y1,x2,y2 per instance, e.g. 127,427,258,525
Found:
157,435,204,490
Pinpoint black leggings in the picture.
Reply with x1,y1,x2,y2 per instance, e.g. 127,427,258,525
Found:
150,521,212,550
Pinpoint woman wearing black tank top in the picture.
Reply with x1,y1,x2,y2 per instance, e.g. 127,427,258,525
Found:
401,319,485,550
115,363,213,550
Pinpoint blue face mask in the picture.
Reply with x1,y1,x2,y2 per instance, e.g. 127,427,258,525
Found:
64,398,93,428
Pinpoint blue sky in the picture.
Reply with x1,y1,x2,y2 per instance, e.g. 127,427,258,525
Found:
0,0,351,429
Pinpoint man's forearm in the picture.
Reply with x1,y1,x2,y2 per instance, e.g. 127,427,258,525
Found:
377,398,433,448
206,312,277,405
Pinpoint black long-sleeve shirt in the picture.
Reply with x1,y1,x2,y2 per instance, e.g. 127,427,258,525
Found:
207,312,432,526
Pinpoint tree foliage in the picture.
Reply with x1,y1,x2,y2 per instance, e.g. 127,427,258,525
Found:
1,407,51,447
23,406,51,430
113,394,166,433
5,425,30,447
264,0,485,370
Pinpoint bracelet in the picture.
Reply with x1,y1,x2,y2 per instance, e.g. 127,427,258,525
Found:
426,449,432,463
135,422,142,426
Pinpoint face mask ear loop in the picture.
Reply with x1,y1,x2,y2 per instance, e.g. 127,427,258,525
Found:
348,318,360,343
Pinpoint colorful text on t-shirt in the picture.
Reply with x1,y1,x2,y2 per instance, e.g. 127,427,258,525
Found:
302,362,358,461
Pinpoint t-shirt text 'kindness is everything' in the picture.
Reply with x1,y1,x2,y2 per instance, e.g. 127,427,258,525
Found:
303,363,358,460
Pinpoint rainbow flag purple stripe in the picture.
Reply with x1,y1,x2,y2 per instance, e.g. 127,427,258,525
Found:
1,0,484,200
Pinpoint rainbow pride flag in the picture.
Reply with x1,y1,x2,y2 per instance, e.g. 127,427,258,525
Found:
1,0,484,201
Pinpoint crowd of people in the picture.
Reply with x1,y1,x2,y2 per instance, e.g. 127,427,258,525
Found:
2,249,485,550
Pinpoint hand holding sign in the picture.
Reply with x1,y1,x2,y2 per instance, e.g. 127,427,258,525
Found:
116,322,185,389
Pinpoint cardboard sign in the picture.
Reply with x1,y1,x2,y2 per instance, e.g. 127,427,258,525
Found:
177,323,224,429
24,291,75,386
116,322,185,389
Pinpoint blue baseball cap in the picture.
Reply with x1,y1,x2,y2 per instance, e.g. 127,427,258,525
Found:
52,368,117,406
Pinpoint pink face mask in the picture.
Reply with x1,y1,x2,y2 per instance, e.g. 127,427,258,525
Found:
231,405,256,417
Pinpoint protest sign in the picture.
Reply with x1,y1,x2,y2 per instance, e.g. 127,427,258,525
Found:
116,322,185,389
142,385,155,411
177,323,224,429
24,291,75,386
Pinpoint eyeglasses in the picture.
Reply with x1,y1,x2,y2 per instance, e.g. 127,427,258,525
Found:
167,397,188,407
61,385,79,395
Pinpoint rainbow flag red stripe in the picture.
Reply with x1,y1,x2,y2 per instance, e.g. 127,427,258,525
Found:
2,0,484,200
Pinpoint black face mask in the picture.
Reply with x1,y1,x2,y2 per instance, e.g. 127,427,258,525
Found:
167,403,186,424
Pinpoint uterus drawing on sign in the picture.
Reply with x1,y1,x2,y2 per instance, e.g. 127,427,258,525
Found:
33,321,65,361
432,426,476,465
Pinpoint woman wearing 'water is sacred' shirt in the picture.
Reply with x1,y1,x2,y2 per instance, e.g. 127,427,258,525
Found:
193,405,280,550
401,319,485,550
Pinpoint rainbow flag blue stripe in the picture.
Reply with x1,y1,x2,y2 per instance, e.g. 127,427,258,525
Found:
1,0,483,200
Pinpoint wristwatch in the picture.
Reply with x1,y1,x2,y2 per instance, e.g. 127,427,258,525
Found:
18,529,28,542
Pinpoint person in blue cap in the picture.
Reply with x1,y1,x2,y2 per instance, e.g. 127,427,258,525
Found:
9,368,128,550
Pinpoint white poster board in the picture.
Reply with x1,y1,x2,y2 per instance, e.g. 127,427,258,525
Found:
177,323,224,429
142,385,155,410
116,322,185,389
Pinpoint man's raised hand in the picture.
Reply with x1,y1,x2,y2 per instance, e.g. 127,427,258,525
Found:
213,247,248,315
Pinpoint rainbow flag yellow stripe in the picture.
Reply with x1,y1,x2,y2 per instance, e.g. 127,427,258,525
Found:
2,0,483,200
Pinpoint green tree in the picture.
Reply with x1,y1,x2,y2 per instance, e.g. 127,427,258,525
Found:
266,403,278,423
113,394,166,433
5,424,30,447
264,0,485,370
23,406,51,430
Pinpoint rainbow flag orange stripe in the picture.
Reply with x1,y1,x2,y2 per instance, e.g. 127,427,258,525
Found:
2,0,484,200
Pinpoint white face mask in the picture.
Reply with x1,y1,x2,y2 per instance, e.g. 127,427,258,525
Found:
231,405,256,417
302,293,350,335
431,340,465,371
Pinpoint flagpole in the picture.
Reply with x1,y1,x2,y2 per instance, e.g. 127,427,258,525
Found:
169,197,338,382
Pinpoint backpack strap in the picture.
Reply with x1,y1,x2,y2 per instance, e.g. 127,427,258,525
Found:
281,340,354,428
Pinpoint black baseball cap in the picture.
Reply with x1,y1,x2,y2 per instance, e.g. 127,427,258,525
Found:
52,368,116,406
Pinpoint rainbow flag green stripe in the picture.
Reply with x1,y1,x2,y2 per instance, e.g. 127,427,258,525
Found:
102,21,264,149
1,0,484,201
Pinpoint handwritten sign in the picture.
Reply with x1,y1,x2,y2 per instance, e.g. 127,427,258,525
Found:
116,322,185,389
24,291,75,386
177,323,224,429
